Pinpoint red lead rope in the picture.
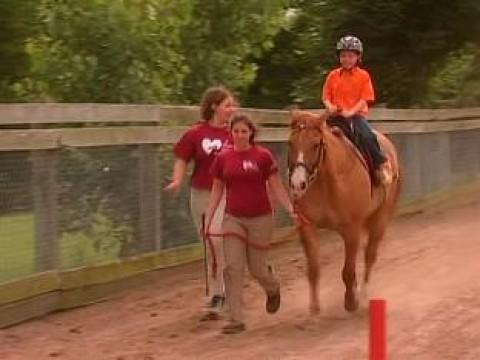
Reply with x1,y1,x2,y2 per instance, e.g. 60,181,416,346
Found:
201,207,311,280
200,214,272,280
293,204,312,227
202,231,270,279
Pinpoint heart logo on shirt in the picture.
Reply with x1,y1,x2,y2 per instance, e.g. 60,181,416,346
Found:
242,160,259,172
201,138,223,155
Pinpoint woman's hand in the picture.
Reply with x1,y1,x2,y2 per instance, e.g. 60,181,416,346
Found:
203,212,213,237
163,179,181,194
164,159,187,195
204,179,225,237
287,205,300,226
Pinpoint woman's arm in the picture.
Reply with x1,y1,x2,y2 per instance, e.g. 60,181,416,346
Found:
204,178,225,233
267,172,295,219
164,158,188,194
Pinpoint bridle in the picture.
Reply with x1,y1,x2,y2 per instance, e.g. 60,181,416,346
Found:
288,123,327,189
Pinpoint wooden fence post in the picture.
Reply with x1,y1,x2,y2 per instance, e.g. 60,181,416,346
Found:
138,144,163,252
31,149,58,271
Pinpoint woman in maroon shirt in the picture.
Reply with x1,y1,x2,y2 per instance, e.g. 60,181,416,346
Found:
206,114,296,334
165,87,237,319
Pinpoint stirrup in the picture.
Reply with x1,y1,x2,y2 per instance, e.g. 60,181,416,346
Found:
376,163,392,186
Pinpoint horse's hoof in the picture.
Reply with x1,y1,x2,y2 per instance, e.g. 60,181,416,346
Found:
309,303,321,315
199,312,221,321
344,290,359,313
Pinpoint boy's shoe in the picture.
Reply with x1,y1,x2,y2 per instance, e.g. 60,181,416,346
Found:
222,320,246,334
376,161,392,186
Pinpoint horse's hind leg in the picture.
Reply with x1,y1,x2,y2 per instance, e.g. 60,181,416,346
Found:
299,225,321,314
341,226,361,312
362,212,388,302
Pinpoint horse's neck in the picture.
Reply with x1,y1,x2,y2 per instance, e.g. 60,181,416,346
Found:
322,130,359,178
309,130,368,211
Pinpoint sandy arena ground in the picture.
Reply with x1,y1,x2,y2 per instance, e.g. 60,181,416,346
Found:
1,200,479,360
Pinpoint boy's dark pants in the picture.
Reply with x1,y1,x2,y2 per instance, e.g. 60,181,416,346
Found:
327,115,386,170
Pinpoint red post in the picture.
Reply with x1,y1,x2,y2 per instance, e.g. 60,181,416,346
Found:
369,299,387,360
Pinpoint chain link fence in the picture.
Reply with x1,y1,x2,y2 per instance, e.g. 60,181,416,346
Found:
0,140,293,284
1,105,479,289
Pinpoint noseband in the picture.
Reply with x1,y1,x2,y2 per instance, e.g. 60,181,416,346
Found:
288,124,326,188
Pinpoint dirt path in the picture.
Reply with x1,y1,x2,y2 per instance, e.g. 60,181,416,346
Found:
1,201,480,360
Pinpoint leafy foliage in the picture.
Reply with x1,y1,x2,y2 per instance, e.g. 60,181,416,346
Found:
0,0,37,101
247,0,480,108
426,44,480,107
14,0,192,102
180,0,289,103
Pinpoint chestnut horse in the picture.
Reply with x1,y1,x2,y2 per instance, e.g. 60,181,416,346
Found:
288,110,401,313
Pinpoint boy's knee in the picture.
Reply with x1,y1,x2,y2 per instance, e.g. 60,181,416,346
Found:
365,132,377,142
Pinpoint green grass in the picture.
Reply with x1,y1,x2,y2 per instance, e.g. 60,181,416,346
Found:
0,212,124,284
0,213,35,283
58,212,124,269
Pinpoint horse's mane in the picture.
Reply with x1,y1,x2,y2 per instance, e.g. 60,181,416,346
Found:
290,110,328,131
290,110,368,171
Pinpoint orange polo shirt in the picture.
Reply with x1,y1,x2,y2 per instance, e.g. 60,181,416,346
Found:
322,66,375,117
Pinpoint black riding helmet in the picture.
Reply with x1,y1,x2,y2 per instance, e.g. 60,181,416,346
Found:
336,35,363,54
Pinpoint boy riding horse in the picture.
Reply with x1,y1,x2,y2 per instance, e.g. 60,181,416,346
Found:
322,35,392,186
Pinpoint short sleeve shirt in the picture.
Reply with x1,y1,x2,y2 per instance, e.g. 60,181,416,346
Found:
210,145,278,217
322,66,375,116
174,121,231,190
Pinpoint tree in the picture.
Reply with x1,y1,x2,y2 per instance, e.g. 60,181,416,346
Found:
244,15,302,108
426,44,480,107
179,0,289,103
248,0,480,108
0,0,37,101
14,0,192,103
10,0,195,258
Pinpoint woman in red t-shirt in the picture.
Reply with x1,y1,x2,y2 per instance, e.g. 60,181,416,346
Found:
165,87,237,319
206,113,296,334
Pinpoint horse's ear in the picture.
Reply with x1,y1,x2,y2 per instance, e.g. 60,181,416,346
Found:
289,108,301,129
285,104,300,113
315,111,329,130
290,115,298,129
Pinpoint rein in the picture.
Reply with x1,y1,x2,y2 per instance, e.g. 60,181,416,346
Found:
202,211,312,279
288,123,326,189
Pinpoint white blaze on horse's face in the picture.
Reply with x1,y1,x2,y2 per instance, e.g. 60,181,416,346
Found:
290,151,309,199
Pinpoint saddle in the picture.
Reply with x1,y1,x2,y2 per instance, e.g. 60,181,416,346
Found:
326,117,378,185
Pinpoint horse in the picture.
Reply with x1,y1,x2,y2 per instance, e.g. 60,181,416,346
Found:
288,110,401,314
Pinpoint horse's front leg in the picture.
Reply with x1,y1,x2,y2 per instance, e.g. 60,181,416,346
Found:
299,224,321,314
341,225,361,312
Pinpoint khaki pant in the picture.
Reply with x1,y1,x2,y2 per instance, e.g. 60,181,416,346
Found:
222,213,279,323
190,188,225,297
